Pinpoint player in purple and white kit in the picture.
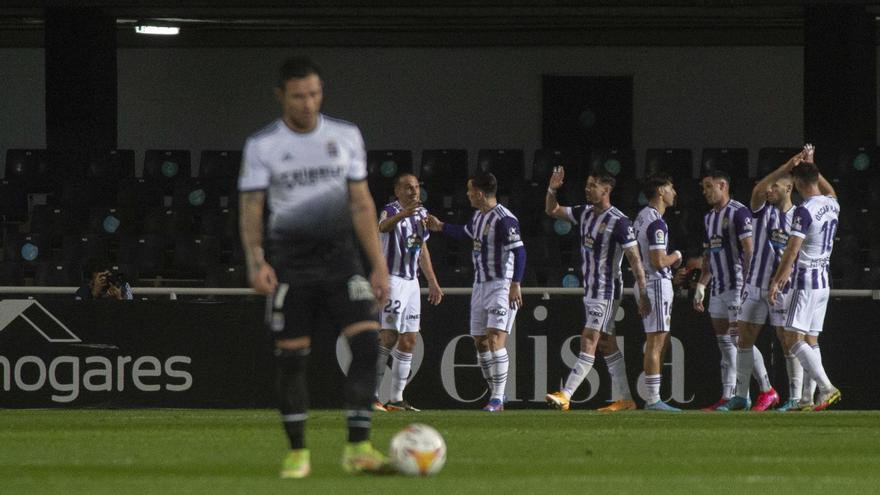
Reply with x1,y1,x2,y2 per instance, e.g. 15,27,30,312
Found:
633,174,684,412
723,151,809,412
693,170,773,412
768,149,841,411
543,167,651,412
425,172,526,412
373,173,444,412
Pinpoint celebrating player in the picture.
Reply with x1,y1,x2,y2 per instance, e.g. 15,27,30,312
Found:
373,173,444,412
633,174,683,411
543,167,651,412
239,56,389,478
693,169,773,411
768,145,841,411
425,172,526,412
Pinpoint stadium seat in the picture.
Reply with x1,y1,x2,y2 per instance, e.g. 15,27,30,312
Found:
590,148,636,180
4,232,50,263
142,208,196,237
198,150,242,179
60,234,110,266
59,179,111,210
86,149,136,180
420,149,468,209
5,149,50,185
701,148,751,202
532,148,582,180
87,207,136,235
117,234,166,274
34,262,82,287
171,235,221,273
836,146,878,193
172,178,223,209
117,177,168,209
0,261,24,285
0,178,28,221
205,264,247,288
198,207,238,241
477,149,525,195
143,149,192,181
645,148,698,206
757,147,801,178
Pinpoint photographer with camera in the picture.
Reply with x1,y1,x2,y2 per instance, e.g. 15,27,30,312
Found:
75,259,133,300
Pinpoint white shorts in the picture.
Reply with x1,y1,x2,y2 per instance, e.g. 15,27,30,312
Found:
739,284,789,327
785,288,829,334
381,276,421,334
582,298,621,335
708,288,740,322
634,279,673,333
470,279,517,336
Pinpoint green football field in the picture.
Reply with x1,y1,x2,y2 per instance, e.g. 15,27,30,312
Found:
2,409,879,495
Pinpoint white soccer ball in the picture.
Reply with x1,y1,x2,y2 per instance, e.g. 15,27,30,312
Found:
389,423,447,476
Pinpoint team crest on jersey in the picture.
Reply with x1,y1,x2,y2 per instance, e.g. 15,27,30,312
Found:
598,222,607,234
473,240,482,252
792,215,803,231
722,217,729,229
482,223,492,237
583,234,595,251
654,230,666,244
507,226,521,243
406,234,423,253
326,141,339,158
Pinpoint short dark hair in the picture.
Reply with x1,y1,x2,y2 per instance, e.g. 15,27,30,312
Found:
469,171,498,196
642,173,673,200
278,56,322,87
792,162,820,184
85,258,111,277
394,172,418,187
588,168,616,188
702,169,731,184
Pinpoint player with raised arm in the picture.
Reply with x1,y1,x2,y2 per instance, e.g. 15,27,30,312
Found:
633,174,684,411
543,167,651,412
768,145,841,411
425,172,526,412
694,169,773,411
721,152,804,411
239,56,389,479
373,173,444,412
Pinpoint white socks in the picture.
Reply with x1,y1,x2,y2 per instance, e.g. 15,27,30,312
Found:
717,335,737,399
605,350,632,401
645,374,662,405
785,353,803,402
389,349,412,403
563,353,595,398
751,346,771,393
490,348,509,401
793,341,832,394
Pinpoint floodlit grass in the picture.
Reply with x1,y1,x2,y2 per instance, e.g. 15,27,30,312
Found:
2,409,879,494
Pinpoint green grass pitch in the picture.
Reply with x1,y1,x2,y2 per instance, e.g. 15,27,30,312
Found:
2,409,880,494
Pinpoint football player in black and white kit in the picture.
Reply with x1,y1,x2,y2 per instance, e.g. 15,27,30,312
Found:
239,57,390,479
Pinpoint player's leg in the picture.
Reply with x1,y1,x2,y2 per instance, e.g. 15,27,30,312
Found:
546,297,607,410
801,333,820,407
775,326,803,411
470,284,494,394
706,291,737,409
374,329,397,410
478,280,515,411
272,283,315,479
785,289,839,411
642,281,680,411
385,279,420,411
597,300,635,412
375,277,405,410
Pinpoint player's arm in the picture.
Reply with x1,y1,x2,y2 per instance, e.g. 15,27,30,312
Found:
545,166,572,221
646,221,682,270
349,180,390,303
379,204,421,233
419,243,444,305
624,246,651,317
733,207,754,282
752,152,801,211
767,235,804,304
649,249,683,270
693,252,711,313
425,215,469,240
239,190,277,295
740,235,754,284
802,143,836,198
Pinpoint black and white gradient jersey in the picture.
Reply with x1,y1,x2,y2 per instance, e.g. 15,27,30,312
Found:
239,115,367,280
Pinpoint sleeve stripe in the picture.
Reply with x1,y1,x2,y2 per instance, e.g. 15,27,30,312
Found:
789,231,807,239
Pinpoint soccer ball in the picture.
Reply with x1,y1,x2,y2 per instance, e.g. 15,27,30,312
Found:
389,423,446,476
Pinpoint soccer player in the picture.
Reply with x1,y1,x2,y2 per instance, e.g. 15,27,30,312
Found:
374,173,444,412
543,167,651,412
720,152,802,412
693,169,773,411
633,174,683,411
768,146,841,411
425,172,526,412
239,56,390,479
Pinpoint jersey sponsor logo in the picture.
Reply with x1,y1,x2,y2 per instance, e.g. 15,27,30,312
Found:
347,275,375,302
278,166,345,189
473,239,482,252
582,234,595,251
406,234,423,253
588,309,604,318
406,314,421,320
654,229,665,245
488,308,508,317
708,235,723,253
770,228,789,249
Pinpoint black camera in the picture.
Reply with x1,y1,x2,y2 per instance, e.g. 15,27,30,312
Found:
104,272,126,288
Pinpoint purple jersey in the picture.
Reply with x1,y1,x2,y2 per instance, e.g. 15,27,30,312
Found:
789,195,839,290
634,206,672,281
463,204,523,283
746,202,795,289
379,200,430,280
703,199,753,296
567,204,638,300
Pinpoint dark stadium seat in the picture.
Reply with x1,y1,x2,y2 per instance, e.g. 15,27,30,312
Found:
142,208,196,236
701,148,752,202
0,261,24,285
198,207,237,241
205,264,247,288
4,232,51,263
117,234,166,274
198,150,242,179
835,146,878,184
589,148,636,180
116,177,168,209
86,149,136,180
532,148,582,180
757,147,801,178
5,149,50,184
477,149,525,195
143,149,192,184
34,261,82,287
59,179,108,210
645,148,697,206
171,235,221,273
60,234,110,266
420,149,468,210
172,178,222,209
0,178,28,221
88,207,136,235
